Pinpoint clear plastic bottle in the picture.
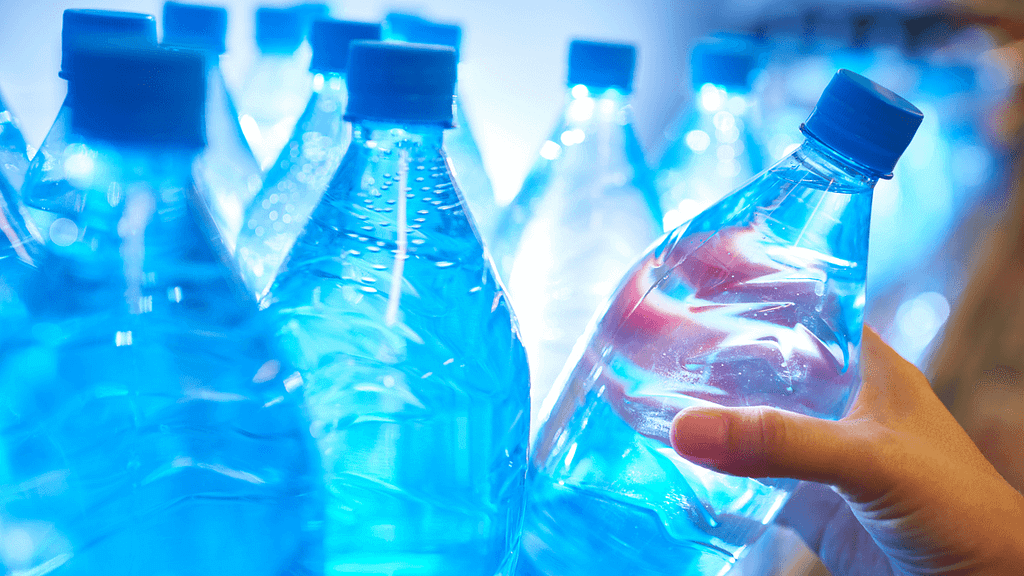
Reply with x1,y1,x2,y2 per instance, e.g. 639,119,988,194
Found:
162,1,265,253
491,40,661,437
385,14,500,243
0,45,319,576
0,132,36,344
869,64,997,366
238,6,314,170
20,9,158,232
656,36,764,231
265,41,529,575
0,89,30,195
518,70,923,576
237,18,381,299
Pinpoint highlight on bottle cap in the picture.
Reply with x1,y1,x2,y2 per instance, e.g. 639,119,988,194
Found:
309,19,382,74
255,6,304,54
344,41,457,127
68,45,206,148
162,2,229,55
567,40,637,94
801,69,924,177
690,35,758,91
61,9,158,79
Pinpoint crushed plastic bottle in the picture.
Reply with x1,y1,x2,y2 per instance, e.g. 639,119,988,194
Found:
0,44,320,576
265,41,529,575
238,6,314,169
491,40,661,436
518,69,923,576
385,13,500,243
656,36,764,231
162,1,264,253
237,18,381,299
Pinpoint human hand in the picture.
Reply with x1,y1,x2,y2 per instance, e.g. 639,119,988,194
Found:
670,327,1024,575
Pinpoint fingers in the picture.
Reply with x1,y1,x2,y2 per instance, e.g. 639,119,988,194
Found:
670,404,873,486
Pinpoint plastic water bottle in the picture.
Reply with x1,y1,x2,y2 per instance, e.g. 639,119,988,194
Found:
238,7,314,170
0,124,36,331
0,45,319,575
869,64,996,366
518,70,923,576
385,14,500,243
491,40,661,436
20,9,158,230
0,89,30,195
656,36,764,231
264,41,529,574
162,1,264,253
237,18,381,299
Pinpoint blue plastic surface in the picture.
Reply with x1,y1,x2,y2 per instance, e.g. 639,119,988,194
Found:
309,19,382,73
690,36,758,90
802,69,924,176
345,41,456,127
60,9,157,79
255,6,304,54
295,3,330,36
264,118,529,573
68,46,206,147
491,78,661,437
162,1,229,54
567,40,636,93
0,45,320,576
518,75,922,576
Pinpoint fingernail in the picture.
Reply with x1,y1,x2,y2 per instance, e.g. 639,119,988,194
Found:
671,409,729,458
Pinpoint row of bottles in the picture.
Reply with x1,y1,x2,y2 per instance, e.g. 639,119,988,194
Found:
0,2,987,575
0,6,527,574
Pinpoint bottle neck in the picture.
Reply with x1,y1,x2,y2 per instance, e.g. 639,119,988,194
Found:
312,71,347,99
315,120,476,258
350,121,445,150
563,85,633,128
48,140,199,236
33,139,251,316
693,82,754,117
793,135,881,191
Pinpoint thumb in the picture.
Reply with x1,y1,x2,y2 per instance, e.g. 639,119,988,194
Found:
670,404,873,487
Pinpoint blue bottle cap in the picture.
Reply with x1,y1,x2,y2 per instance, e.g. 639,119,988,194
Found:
386,14,463,62
162,2,229,54
295,3,330,36
255,6,303,54
61,9,158,79
383,12,426,39
309,19,382,74
68,45,206,148
567,40,636,93
344,41,456,127
690,36,758,91
801,69,923,178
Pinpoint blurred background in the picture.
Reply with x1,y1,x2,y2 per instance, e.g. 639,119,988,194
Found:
1,0,1022,574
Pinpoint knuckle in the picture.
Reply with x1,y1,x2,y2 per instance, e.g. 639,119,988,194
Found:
748,406,787,462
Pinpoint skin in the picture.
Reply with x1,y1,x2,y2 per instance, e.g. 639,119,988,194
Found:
671,327,1024,576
